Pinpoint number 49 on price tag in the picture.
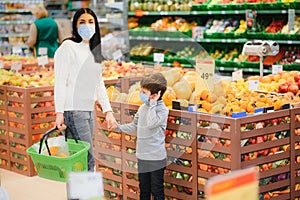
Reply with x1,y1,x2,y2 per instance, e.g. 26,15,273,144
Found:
195,59,215,95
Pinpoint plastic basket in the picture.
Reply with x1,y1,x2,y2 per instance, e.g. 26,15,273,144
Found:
27,128,90,182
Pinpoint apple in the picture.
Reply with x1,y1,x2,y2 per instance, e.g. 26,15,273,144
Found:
295,74,300,82
288,83,299,95
278,83,288,93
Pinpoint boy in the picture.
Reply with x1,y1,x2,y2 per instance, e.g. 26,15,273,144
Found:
116,73,168,200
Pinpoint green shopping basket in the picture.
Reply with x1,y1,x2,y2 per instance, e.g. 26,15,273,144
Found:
27,127,90,182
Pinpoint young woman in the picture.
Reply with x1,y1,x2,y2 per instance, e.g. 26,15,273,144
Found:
54,8,117,171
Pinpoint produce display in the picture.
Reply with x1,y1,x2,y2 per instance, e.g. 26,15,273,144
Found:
128,0,192,12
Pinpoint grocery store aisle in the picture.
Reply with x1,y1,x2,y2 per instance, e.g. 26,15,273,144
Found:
0,169,67,200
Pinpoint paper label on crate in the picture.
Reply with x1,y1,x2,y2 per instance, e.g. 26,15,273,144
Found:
0,60,3,69
38,47,48,56
232,69,243,81
112,49,122,61
288,9,295,31
272,64,283,75
153,53,164,63
67,172,104,199
192,26,205,39
195,59,215,95
12,46,22,54
206,167,258,200
248,80,259,91
37,55,49,66
11,61,22,72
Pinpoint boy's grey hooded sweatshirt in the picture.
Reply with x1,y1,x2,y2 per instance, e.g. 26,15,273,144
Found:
117,100,169,160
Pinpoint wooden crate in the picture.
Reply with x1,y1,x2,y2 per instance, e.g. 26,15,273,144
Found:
0,85,10,170
291,107,300,200
120,103,139,200
104,76,143,93
197,109,291,200
94,102,123,200
165,109,198,200
6,86,55,176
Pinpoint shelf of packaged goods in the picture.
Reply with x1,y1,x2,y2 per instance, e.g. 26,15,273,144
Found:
216,66,272,74
0,20,33,25
129,9,300,16
0,33,29,37
45,1,68,6
1,0,43,3
0,9,31,14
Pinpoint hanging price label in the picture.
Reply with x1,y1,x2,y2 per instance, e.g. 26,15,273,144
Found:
195,59,215,95
37,55,49,66
0,60,3,69
11,61,22,72
38,47,48,56
153,53,164,63
272,64,283,75
12,46,22,54
112,49,123,61
67,172,104,200
232,69,243,81
248,80,259,91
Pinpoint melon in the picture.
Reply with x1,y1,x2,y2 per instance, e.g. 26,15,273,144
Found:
172,79,192,100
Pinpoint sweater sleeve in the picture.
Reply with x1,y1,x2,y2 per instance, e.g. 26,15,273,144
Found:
96,71,112,113
116,111,139,135
147,102,169,129
54,41,70,113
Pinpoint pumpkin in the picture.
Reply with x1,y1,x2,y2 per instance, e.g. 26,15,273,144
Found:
127,90,143,105
106,86,121,101
115,93,128,102
162,68,182,86
182,74,196,90
172,79,192,100
162,87,177,107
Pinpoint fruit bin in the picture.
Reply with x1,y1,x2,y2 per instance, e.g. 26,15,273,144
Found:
6,85,55,176
197,109,291,200
94,102,123,200
120,103,139,200
0,85,10,170
164,109,197,200
291,107,300,200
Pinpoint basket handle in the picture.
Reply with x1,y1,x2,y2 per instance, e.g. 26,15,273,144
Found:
38,126,79,156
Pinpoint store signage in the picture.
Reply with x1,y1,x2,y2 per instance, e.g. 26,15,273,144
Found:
0,60,3,69
288,9,295,31
206,167,258,200
195,59,215,95
67,172,104,200
232,69,243,81
113,49,123,61
248,80,259,91
11,61,22,72
38,47,48,56
153,53,164,63
272,64,283,75
37,55,49,67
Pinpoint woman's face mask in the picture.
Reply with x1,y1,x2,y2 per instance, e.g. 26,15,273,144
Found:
78,24,95,40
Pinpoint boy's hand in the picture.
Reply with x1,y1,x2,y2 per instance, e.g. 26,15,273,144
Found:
150,90,161,102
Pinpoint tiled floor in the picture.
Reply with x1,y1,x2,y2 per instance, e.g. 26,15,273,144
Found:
0,168,67,200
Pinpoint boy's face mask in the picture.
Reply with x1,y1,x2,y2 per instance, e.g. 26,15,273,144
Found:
139,93,149,104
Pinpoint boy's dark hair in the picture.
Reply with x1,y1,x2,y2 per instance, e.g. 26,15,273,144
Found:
140,73,167,100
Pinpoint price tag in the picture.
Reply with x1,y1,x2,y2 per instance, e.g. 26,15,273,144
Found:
153,53,164,63
37,55,49,66
11,61,22,72
67,172,104,200
195,59,215,95
232,69,243,81
38,47,48,56
112,49,123,61
248,80,259,91
288,9,295,31
192,26,205,39
206,167,258,200
12,46,22,54
0,60,3,69
272,64,283,75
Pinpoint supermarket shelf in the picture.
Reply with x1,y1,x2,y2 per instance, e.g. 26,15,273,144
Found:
0,20,32,25
0,9,31,14
130,60,194,68
216,66,272,74
129,9,300,16
0,33,29,37
129,36,300,44
1,0,42,3
45,1,68,6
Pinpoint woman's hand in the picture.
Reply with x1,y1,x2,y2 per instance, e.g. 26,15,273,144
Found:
106,111,117,131
56,112,66,131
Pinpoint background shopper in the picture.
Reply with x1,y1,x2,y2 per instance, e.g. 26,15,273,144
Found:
54,8,117,171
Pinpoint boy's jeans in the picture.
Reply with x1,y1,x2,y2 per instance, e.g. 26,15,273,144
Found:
138,159,166,200
64,111,95,171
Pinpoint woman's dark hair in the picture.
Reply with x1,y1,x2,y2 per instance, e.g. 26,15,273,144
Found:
64,8,104,63
140,73,167,101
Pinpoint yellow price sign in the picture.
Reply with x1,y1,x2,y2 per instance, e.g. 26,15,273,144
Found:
195,59,215,95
